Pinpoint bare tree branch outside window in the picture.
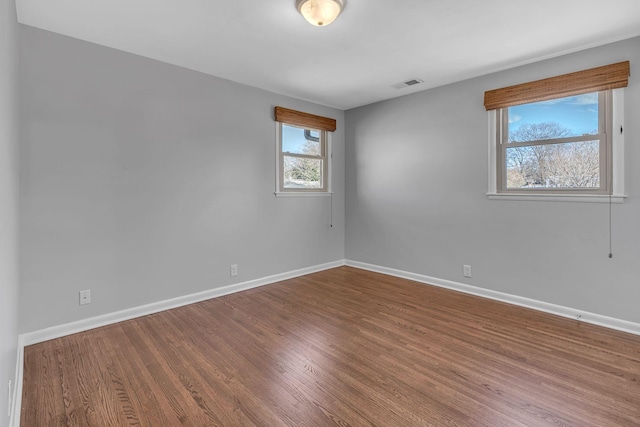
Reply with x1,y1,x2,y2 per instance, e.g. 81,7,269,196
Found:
506,122,600,189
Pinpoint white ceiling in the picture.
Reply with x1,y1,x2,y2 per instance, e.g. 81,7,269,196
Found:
15,0,640,110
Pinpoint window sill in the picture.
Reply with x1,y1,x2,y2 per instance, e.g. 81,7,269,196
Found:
274,192,333,198
487,193,626,203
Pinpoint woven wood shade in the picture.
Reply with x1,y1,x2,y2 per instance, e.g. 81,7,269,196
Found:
274,106,337,132
484,61,630,111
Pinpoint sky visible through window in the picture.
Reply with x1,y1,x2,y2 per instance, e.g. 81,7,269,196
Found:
508,92,598,137
282,124,320,154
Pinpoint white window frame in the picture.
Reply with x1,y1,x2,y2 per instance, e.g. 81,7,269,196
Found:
275,122,332,198
487,88,625,203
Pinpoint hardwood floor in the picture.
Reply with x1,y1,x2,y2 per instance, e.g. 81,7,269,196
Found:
21,267,640,426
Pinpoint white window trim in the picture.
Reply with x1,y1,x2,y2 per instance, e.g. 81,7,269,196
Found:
487,88,626,203
274,122,333,198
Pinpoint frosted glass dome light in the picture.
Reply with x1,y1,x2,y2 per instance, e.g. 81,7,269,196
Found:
296,0,345,27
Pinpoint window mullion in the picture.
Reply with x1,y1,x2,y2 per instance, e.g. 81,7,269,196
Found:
507,134,603,148
283,152,325,161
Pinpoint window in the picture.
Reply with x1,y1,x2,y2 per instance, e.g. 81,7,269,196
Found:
484,61,629,201
279,123,328,191
497,91,610,194
274,106,336,195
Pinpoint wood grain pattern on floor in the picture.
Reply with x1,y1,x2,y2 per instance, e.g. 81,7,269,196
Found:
21,266,640,426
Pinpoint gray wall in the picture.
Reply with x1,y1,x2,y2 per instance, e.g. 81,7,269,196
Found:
19,26,345,333
346,37,640,324
16,22,640,335
0,0,19,424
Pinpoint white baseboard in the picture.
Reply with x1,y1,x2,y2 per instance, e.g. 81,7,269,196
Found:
19,257,640,345
10,336,24,427
345,260,640,337
20,259,346,347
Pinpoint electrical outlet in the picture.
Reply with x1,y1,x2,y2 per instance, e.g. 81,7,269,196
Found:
230,264,238,277
79,289,91,305
463,265,472,278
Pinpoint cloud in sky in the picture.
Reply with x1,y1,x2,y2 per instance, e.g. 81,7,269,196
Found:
570,93,598,105
537,92,598,106
509,114,522,124
538,98,565,105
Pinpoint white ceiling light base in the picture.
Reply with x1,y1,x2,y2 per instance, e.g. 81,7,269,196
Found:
296,0,345,27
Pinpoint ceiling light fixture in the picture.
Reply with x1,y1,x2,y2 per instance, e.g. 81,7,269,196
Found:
296,0,345,27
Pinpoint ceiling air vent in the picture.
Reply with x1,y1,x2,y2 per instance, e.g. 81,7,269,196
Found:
392,78,424,89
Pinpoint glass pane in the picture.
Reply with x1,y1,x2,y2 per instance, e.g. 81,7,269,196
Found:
283,156,323,189
282,124,321,155
508,92,599,142
506,141,600,189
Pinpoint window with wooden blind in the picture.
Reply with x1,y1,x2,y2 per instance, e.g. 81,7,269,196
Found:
274,107,336,195
485,62,629,201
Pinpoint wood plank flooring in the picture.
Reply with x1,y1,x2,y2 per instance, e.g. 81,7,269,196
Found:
21,267,640,426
